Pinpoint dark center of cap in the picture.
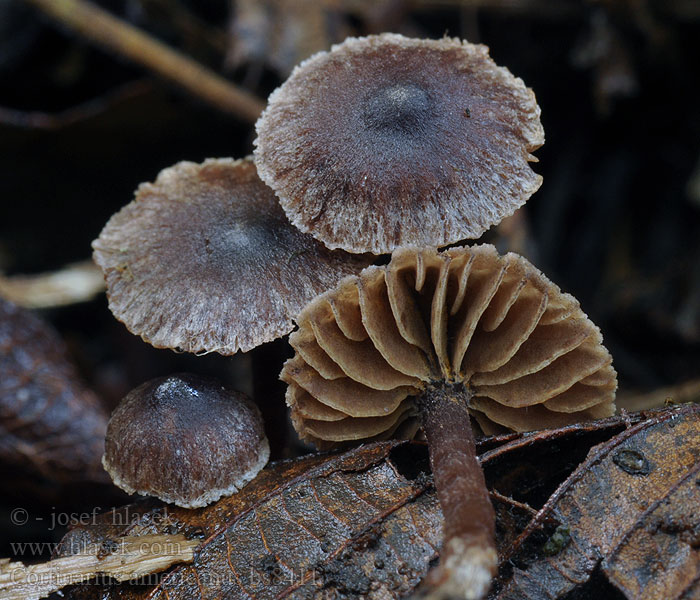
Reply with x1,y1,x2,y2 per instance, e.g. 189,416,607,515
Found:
202,213,292,265
362,83,432,135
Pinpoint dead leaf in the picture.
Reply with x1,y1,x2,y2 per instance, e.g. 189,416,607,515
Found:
601,459,700,598
0,297,109,485
53,409,668,599
58,442,441,599
226,0,404,78
493,403,700,599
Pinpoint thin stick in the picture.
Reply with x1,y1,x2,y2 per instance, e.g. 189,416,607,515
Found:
0,80,152,129
0,260,105,308
22,0,265,122
0,533,198,600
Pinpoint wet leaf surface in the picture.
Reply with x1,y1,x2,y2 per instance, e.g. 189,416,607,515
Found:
53,407,700,599
59,442,440,599
493,403,700,599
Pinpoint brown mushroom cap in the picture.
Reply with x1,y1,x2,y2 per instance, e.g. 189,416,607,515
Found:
92,158,371,354
282,244,616,448
254,34,544,254
102,373,269,508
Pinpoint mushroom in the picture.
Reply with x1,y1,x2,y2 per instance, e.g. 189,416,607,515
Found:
254,33,544,254
102,373,269,508
281,244,616,598
92,157,371,355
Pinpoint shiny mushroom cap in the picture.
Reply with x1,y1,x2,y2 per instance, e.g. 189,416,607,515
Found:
92,158,371,355
255,34,544,254
282,244,617,448
102,373,269,508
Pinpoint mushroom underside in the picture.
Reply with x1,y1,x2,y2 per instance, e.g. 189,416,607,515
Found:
282,244,617,448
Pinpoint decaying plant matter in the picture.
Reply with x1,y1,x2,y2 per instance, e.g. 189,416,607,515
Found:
0,533,198,600
5,0,700,595
50,405,699,600
0,297,108,485
75,28,618,600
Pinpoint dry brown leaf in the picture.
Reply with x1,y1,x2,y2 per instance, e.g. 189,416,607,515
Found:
58,442,442,599
53,409,671,599
493,403,700,599
0,297,109,485
601,462,700,598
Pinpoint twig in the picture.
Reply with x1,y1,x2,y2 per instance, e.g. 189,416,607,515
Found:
21,0,265,122
489,489,538,518
0,533,198,600
0,260,105,308
0,80,151,129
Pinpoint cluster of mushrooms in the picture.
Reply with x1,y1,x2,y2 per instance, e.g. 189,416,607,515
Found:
94,34,617,599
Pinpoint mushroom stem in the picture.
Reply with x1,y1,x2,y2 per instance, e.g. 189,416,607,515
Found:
418,384,497,599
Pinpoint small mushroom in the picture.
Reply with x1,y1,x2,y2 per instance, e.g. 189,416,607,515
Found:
254,33,544,254
92,157,371,355
102,373,269,508
281,244,616,598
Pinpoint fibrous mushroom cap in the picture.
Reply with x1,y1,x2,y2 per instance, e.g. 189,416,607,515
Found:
92,158,371,354
281,245,617,448
254,33,544,254
102,373,269,508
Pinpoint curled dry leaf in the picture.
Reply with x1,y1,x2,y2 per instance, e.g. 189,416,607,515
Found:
227,0,350,77
0,297,108,484
52,408,675,600
494,403,700,599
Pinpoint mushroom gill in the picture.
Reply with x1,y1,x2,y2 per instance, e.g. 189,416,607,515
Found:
283,244,617,447
282,244,617,598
